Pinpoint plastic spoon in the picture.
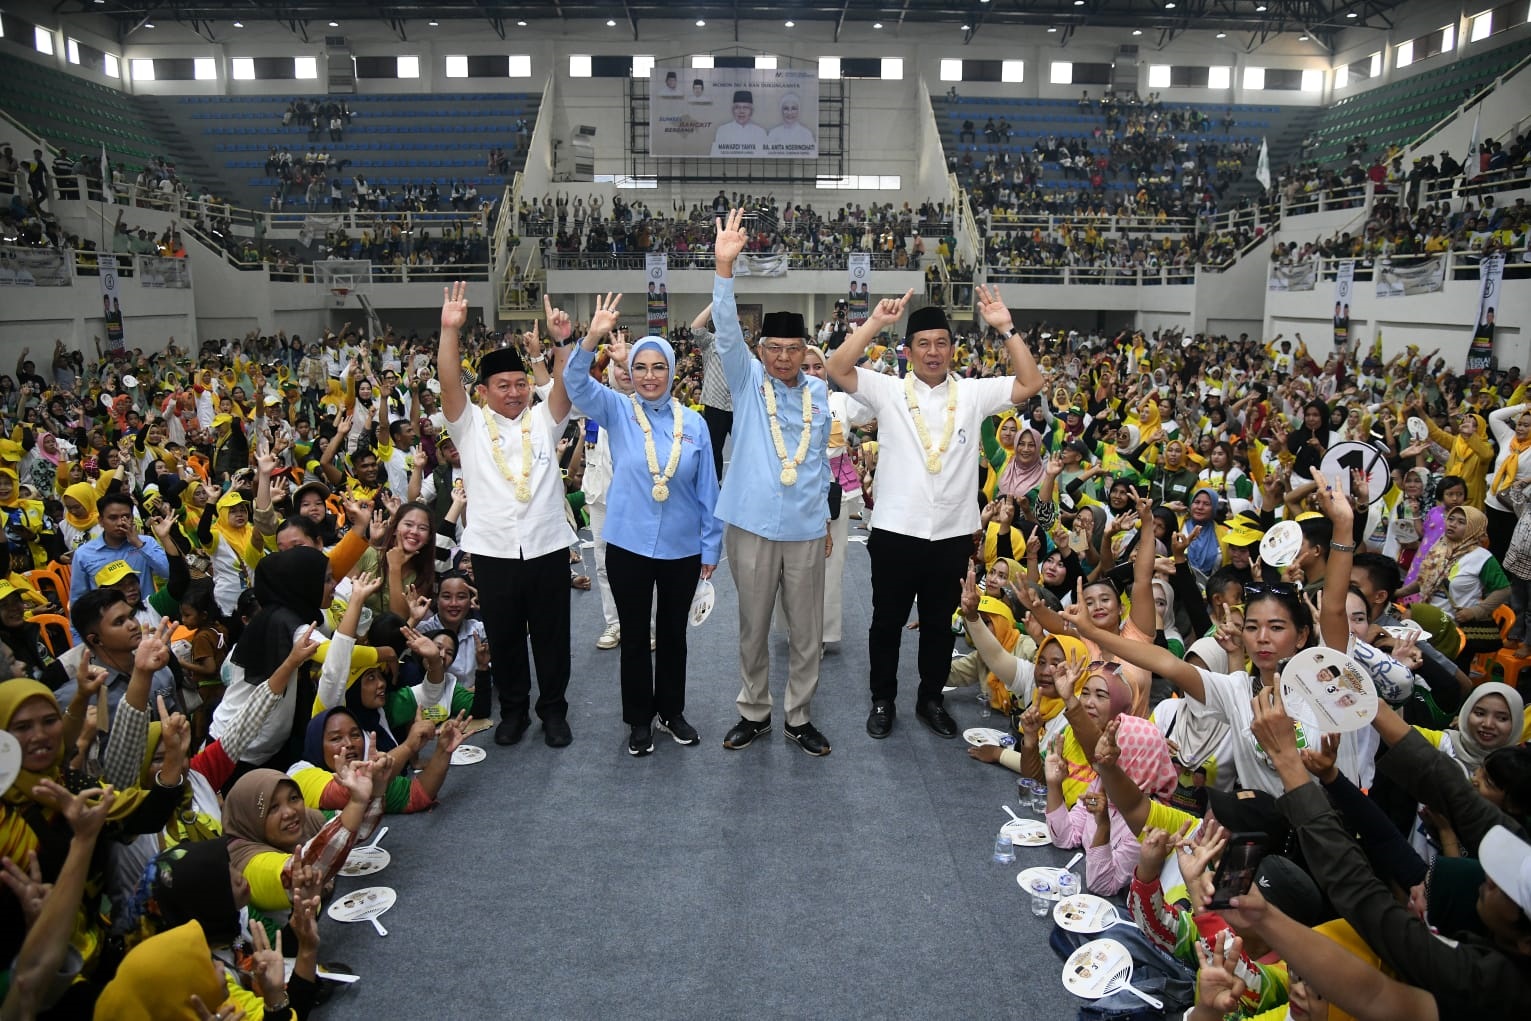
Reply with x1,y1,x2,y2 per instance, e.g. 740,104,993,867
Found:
365,825,388,849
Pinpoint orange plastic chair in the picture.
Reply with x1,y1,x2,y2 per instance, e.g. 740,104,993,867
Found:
53,561,72,597
27,613,73,657
24,566,69,610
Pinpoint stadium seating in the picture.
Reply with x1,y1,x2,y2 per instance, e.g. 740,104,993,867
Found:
0,51,175,166
176,92,539,206
1306,35,1531,167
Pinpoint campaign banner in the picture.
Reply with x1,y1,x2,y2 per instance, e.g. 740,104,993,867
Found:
732,253,790,278
138,254,192,289
1464,253,1503,378
645,253,669,334
1375,257,1445,297
846,253,871,325
0,245,72,286
1268,261,1317,292
650,68,819,159
100,256,126,353
1332,259,1354,354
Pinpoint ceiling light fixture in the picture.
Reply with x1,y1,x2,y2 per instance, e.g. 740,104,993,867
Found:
1074,0,1085,5
328,21,338,27
606,18,616,25
1132,29,1142,35
428,20,438,26
696,19,706,26
1255,3,1266,10
961,24,970,30
1048,26,1058,32
874,22,883,28
785,20,795,27
144,22,155,28
1216,31,1226,37
233,20,244,27
1164,1,1175,7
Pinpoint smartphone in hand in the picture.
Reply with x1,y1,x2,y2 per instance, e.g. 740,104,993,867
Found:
1205,832,1269,910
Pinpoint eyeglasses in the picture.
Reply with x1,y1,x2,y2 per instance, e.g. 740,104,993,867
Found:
1086,660,1124,677
760,343,805,357
1242,582,1300,598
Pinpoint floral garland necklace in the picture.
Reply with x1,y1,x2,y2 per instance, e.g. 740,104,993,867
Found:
481,404,533,502
630,394,684,502
904,372,959,473
761,376,813,486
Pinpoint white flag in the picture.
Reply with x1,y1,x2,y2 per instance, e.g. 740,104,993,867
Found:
1256,137,1271,191
101,143,115,204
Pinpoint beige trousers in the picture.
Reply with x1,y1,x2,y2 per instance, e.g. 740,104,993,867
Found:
822,490,864,644
726,524,824,727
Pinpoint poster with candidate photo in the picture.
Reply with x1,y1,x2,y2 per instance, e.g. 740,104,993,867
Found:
650,68,818,159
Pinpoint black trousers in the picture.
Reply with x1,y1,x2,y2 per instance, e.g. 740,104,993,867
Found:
703,404,732,480
606,543,700,726
867,529,972,705
472,548,570,722
1487,505,1516,558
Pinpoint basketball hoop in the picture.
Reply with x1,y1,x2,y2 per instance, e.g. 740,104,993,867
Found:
329,287,351,308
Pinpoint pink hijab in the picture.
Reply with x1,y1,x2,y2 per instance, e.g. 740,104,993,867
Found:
999,426,1047,498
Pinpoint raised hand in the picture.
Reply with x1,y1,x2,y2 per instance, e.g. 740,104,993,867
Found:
1308,467,1353,526
474,634,492,673
74,649,109,701
961,565,981,618
134,618,175,673
973,283,1015,334
1093,716,1122,767
247,919,286,1002
1193,932,1250,1015
1299,731,1341,783
436,712,469,757
0,850,50,925
1018,704,1043,742
1171,524,1200,559
1080,791,1109,824
440,281,469,333
868,288,915,329
157,694,192,763
542,292,574,344
714,207,747,269
401,625,442,663
404,584,431,626
348,569,385,606
587,292,623,344
1043,739,1065,785
334,756,376,803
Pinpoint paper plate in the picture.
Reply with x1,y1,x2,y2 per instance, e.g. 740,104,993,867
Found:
689,579,715,628
1259,520,1303,568
963,727,1009,748
327,886,397,924
1320,441,1390,505
1380,621,1424,641
122,374,138,388
426,378,442,394
1018,867,1067,901
1001,818,1050,847
1406,416,1429,441
450,743,486,765
339,845,391,878
1054,894,1122,933
101,394,115,409
0,731,20,795
1279,645,1378,733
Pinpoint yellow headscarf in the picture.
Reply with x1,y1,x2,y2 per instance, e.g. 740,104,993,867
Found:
0,466,19,509
210,491,261,571
64,481,100,531
1034,633,1091,724
93,921,229,1021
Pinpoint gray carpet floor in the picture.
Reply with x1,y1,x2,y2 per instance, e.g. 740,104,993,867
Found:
317,527,1079,1018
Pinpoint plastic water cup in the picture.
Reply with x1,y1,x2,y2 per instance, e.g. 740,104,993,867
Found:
1058,872,1079,901
976,686,991,718
992,831,1016,865
1029,892,1050,916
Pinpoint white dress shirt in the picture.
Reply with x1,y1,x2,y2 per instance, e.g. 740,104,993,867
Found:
448,399,576,560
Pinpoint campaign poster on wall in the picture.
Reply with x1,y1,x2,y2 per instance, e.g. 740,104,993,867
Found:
100,259,126,354
645,254,669,334
650,68,819,159
1464,253,1503,378
1332,259,1353,355
846,254,871,325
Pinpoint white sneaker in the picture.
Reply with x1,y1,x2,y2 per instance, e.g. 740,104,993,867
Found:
596,624,621,650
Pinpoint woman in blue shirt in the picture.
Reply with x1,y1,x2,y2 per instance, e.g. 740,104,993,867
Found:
562,292,723,757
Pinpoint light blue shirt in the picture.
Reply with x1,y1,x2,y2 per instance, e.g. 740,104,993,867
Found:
711,275,831,542
564,343,723,565
67,533,171,606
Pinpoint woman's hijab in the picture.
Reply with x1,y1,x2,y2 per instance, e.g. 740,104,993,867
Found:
64,481,100,531
141,839,242,947
231,546,330,682
1184,489,1223,576
222,768,326,873
1452,682,1524,772
92,920,228,1021
627,335,676,411
1414,506,1488,604
999,426,1047,498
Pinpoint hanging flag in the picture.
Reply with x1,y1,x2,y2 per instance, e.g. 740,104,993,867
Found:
1457,108,1481,204
644,253,668,335
1255,137,1271,192
100,143,114,204
1332,259,1354,355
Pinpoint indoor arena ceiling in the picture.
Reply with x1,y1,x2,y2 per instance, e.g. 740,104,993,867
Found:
72,0,1411,49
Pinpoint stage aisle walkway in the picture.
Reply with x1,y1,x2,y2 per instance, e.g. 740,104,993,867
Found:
319,527,1072,1017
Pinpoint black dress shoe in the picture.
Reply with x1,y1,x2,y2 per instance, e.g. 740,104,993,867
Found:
866,700,896,739
915,700,958,739
722,716,770,750
543,716,573,748
785,721,831,756
494,715,530,746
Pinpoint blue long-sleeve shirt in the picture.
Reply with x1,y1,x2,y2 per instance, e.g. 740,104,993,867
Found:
563,344,723,564
68,533,170,605
710,275,831,542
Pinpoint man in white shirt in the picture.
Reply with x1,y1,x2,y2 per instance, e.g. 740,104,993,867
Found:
438,282,578,748
825,285,1043,739
712,90,768,156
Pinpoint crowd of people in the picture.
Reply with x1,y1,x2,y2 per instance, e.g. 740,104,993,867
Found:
2,195,1531,1019
1272,131,1529,213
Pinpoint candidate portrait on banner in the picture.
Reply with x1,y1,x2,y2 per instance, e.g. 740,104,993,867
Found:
651,68,819,160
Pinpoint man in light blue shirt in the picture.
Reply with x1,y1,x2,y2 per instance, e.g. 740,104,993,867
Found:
711,208,834,757
67,491,171,610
